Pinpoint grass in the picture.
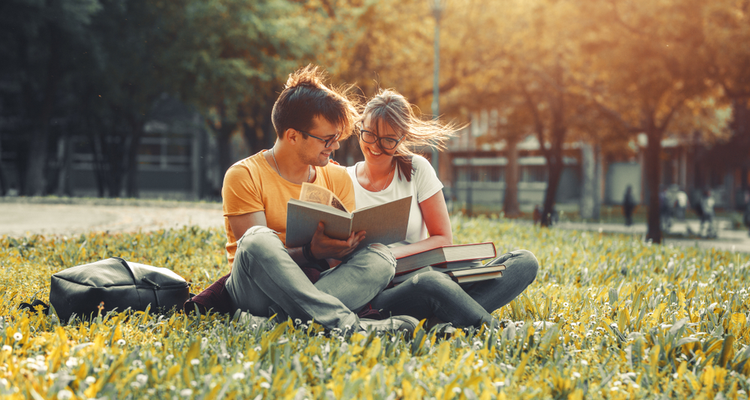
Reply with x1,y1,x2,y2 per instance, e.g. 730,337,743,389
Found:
1,216,750,399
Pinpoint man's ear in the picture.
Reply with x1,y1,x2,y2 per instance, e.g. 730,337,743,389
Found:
285,128,300,144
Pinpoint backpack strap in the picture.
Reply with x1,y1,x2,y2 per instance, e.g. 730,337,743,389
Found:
19,299,50,314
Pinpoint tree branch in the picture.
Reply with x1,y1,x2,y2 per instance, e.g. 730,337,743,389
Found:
520,83,551,160
609,0,695,43
609,0,651,38
721,82,750,100
655,100,682,134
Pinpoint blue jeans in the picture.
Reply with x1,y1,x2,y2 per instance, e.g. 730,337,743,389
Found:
370,250,539,327
225,226,395,330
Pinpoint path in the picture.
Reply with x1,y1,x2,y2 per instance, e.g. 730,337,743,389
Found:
1,198,748,253
554,218,750,253
0,198,223,237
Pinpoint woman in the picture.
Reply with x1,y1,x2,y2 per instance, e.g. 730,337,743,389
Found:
348,89,539,328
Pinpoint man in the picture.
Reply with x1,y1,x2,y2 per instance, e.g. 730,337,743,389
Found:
699,189,715,238
222,65,416,333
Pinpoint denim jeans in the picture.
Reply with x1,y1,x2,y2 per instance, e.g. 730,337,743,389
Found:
369,249,539,327
225,226,395,330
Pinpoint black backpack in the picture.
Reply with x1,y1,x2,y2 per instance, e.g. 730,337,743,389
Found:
48,257,190,322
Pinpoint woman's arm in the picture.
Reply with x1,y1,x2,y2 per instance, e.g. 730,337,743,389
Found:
388,190,453,259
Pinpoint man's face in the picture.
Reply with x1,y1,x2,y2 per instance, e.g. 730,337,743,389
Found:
297,116,342,167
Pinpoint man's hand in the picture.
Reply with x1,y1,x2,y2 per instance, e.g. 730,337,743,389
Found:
309,222,365,260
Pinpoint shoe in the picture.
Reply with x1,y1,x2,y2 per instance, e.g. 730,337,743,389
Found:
429,322,456,339
359,315,419,335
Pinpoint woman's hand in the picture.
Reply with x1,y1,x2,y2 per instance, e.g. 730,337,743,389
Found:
387,190,453,258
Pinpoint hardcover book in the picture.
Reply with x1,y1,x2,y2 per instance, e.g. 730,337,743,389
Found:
394,242,497,275
390,263,505,286
285,194,411,249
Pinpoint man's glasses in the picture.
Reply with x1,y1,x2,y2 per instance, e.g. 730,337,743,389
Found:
358,127,403,150
297,129,341,148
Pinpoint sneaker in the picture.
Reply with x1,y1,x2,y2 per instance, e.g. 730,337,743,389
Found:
429,322,456,339
359,315,419,335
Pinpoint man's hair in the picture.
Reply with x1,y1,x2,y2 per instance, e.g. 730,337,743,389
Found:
271,65,359,140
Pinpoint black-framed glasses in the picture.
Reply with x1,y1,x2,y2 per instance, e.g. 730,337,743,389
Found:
358,127,404,150
296,129,341,148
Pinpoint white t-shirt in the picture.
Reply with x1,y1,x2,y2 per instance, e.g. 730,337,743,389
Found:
346,155,443,243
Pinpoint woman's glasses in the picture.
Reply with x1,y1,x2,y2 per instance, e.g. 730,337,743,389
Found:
358,127,403,150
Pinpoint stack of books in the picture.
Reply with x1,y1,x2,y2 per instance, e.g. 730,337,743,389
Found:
390,242,503,286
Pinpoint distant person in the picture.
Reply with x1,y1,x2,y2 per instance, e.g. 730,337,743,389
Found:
622,185,636,226
699,189,715,238
674,186,688,221
346,89,539,329
659,186,671,231
220,66,416,334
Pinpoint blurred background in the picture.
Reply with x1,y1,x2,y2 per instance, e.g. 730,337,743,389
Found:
1,0,749,242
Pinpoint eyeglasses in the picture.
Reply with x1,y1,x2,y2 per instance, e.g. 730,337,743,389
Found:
358,127,404,150
296,129,341,148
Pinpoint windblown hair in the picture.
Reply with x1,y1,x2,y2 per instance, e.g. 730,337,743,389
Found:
272,65,360,140
362,89,457,182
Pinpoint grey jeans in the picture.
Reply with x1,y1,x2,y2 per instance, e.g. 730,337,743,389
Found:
225,226,396,330
369,249,539,327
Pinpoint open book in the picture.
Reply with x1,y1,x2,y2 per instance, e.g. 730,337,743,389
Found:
285,183,411,249
298,182,349,212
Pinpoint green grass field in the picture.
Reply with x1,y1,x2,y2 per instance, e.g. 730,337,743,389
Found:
1,216,749,399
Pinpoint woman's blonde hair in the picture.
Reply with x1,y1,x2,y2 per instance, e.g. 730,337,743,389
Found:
362,89,457,181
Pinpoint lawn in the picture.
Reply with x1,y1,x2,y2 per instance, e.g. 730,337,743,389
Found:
1,216,749,399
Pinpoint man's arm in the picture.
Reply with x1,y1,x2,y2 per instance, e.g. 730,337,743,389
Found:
227,211,267,239
228,211,365,266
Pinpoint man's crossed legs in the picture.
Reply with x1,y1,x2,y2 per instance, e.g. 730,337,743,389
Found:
226,226,417,333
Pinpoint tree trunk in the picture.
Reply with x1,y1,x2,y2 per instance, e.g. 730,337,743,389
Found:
0,129,6,195
216,123,235,177
733,100,750,199
579,142,595,219
593,142,603,219
125,115,144,198
89,117,125,198
24,23,61,196
89,127,107,198
241,102,275,155
503,136,521,217
541,153,564,227
55,130,72,196
645,128,663,243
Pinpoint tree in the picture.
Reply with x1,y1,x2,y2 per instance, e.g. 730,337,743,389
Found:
486,105,530,219
0,0,103,196
703,0,750,203
154,0,353,176
578,0,725,243
462,0,596,226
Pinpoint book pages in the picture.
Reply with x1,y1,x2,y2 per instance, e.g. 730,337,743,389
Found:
300,182,348,212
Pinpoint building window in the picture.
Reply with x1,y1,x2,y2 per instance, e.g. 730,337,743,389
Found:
521,165,547,182
138,135,191,170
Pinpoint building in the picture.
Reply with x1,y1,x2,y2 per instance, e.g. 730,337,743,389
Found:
441,112,749,214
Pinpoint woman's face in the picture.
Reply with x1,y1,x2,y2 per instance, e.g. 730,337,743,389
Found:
359,114,402,166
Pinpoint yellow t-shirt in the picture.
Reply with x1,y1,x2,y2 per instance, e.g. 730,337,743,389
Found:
221,150,355,265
